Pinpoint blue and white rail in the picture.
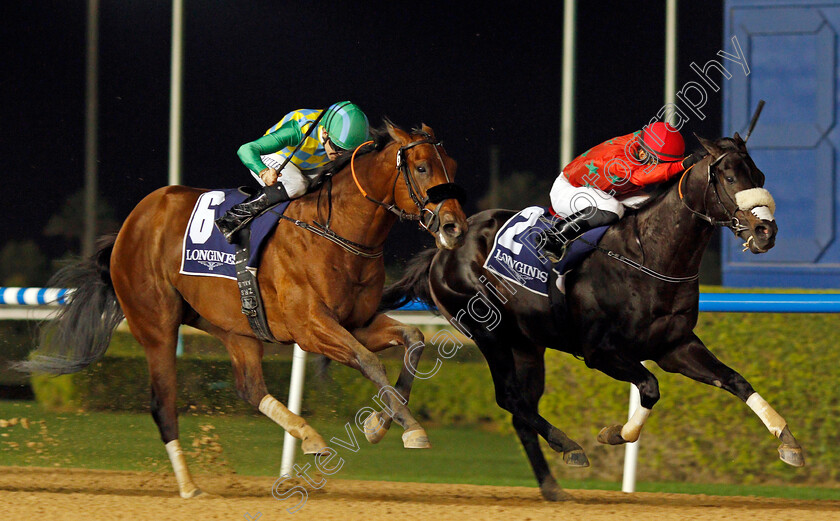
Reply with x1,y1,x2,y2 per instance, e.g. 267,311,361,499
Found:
0,287,70,320
0,287,70,306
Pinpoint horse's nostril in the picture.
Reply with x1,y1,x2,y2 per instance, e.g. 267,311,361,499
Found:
756,225,770,238
442,222,461,237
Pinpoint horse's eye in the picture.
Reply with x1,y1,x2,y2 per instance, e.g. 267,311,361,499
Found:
416,165,427,174
725,176,735,183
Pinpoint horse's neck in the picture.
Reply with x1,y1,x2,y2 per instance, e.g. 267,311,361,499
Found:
632,174,715,276
290,149,399,247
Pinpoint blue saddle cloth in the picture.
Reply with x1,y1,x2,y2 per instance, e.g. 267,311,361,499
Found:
483,206,609,297
180,189,291,280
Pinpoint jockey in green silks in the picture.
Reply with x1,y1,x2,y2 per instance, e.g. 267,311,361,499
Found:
215,101,371,243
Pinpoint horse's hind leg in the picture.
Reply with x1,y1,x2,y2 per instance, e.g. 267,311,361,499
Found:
510,346,581,502
142,339,204,498
657,335,804,467
207,325,328,456
472,329,586,460
350,313,427,444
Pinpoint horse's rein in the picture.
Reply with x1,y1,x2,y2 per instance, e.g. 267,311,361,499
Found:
275,135,464,259
273,143,385,259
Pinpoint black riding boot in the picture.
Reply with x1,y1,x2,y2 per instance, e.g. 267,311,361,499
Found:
215,183,290,243
541,208,619,263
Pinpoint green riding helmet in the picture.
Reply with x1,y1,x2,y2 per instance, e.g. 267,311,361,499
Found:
322,101,371,151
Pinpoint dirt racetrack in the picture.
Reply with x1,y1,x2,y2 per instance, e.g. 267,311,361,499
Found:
2,466,839,521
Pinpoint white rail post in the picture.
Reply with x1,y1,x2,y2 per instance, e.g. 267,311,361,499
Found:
621,384,642,492
279,344,307,476
622,0,678,494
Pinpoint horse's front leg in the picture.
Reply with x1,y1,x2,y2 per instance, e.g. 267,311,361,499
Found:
349,312,426,445
207,324,329,456
295,310,431,449
656,334,804,467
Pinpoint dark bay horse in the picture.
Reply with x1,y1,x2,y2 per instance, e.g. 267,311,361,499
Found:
15,121,468,498
382,133,804,500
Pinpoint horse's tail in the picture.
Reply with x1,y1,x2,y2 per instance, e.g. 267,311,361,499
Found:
379,247,438,312
12,234,124,375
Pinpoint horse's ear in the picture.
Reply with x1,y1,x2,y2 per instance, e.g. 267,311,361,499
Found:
387,121,411,145
421,123,436,140
733,131,746,148
694,133,724,157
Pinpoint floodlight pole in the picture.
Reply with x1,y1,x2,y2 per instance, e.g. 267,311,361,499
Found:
560,0,576,170
83,0,100,259
170,0,184,356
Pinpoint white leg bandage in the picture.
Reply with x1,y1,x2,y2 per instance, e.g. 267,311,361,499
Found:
621,406,651,443
259,395,307,437
746,393,786,437
165,439,199,498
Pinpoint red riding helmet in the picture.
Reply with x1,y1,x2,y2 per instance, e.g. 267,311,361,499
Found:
640,122,685,161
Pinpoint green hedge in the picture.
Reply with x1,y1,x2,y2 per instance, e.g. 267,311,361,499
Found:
25,311,840,488
30,353,505,425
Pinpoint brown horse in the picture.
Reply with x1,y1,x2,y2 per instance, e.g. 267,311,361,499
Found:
15,121,468,497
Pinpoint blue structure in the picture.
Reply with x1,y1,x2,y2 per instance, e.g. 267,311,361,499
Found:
723,0,840,288
5,287,839,314
396,293,840,314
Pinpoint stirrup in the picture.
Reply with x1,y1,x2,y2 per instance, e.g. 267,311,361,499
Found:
215,216,251,243
544,243,568,264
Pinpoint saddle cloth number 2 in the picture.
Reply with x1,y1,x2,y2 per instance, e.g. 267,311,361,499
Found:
496,206,545,255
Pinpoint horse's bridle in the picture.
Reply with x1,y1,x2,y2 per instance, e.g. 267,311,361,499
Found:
678,152,750,235
351,134,467,233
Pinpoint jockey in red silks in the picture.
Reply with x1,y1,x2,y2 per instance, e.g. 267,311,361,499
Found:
542,121,704,262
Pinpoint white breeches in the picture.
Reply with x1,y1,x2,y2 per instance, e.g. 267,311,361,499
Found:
253,155,312,198
549,173,625,219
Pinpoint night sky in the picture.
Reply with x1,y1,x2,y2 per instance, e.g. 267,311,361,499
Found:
2,1,723,267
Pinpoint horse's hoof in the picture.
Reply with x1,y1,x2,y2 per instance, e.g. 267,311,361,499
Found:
301,434,329,455
563,449,590,467
779,444,805,467
363,411,391,444
402,428,431,449
597,425,627,445
540,481,572,501
180,487,216,499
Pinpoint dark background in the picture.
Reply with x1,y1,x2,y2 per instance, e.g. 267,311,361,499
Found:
1,1,724,278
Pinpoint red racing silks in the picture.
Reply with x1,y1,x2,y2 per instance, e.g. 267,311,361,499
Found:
563,132,684,195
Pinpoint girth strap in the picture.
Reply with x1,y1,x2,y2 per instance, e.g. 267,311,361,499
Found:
234,230,279,343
